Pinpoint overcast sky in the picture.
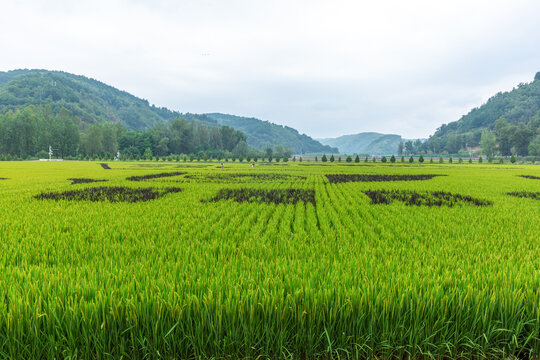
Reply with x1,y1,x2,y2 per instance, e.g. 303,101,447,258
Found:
1,0,539,138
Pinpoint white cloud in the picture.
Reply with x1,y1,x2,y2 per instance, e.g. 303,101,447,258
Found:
1,0,539,138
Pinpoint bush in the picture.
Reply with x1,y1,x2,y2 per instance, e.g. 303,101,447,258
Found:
430,157,434,163
449,157,453,164
401,156,405,163
322,154,328,162
381,156,387,163
419,155,424,163
469,157,472,163
346,156,352,163
499,158,504,164
478,156,483,163
390,155,396,163
458,157,463,163
372,157,376,163
409,156,414,163
510,155,516,163
329,155,335,162
354,155,359,163
364,156,369,163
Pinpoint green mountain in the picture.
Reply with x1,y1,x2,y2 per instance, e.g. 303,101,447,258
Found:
205,113,337,154
423,72,540,155
318,132,406,154
0,69,180,130
0,69,335,153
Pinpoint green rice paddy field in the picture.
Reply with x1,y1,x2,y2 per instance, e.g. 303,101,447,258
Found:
0,161,538,359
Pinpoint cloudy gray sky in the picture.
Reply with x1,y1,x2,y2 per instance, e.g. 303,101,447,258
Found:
1,0,540,138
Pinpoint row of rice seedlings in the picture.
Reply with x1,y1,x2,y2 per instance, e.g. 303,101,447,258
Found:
99,163,111,169
204,188,316,205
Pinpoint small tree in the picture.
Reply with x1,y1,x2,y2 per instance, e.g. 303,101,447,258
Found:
478,156,483,163
283,156,288,162
354,155,359,163
372,157,376,163
390,155,396,163
449,157,453,163
338,156,341,162
510,155,516,163
381,156,387,163
329,155,335,162
322,154,328,162
315,156,318,162
239,155,244,162
458,157,463,163
430,157,434,163
468,157,472,163
409,156,414,163
419,155,424,163
190,154,195,162
292,156,296,162
499,157,504,164
401,156,405,163
299,157,302,162
346,155,352,162
364,156,369,163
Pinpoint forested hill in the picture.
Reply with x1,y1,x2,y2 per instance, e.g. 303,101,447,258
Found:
204,113,338,154
318,132,405,155
423,72,540,155
0,69,335,154
0,69,180,130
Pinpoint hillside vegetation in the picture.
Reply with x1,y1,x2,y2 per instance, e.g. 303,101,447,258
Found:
423,72,540,156
0,70,335,154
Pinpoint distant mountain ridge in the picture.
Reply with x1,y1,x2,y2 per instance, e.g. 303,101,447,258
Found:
0,69,335,153
318,132,413,154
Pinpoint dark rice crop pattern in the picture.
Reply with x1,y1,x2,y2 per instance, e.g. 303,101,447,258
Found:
205,188,316,205
507,191,539,200
126,172,186,181
326,174,445,184
363,189,492,207
67,178,108,185
100,163,111,169
34,186,182,202
185,173,305,182
518,175,540,180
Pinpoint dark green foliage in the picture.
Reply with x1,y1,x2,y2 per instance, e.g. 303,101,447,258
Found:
458,157,463,163
34,186,182,202
326,174,444,184
126,172,185,181
518,175,540,180
329,155,335,162
409,156,414,163
321,154,328,162
419,155,424,163
355,155,360,163
100,163,111,169
67,178,108,185
507,191,539,200
449,157,453,164
479,156,483,163
206,188,316,205
381,156,387,163
510,155,516,163
401,156,405,163
363,190,492,207
346,156,352,162
390,155,396,163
